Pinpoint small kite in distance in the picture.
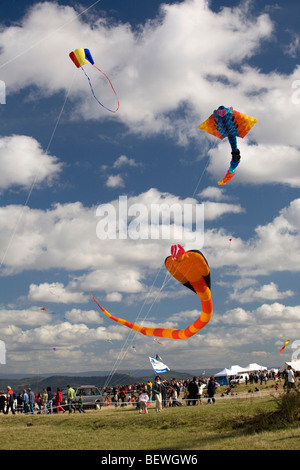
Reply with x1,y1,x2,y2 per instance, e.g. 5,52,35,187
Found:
198,105,257,185
279,339,291,353
154,338,164,346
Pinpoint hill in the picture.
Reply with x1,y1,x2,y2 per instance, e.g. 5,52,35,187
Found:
0,370,195,394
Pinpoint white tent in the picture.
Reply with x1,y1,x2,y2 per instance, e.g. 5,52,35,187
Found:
242,363,267,372
215,365,244,377
279,361,300,372
215,365,245,384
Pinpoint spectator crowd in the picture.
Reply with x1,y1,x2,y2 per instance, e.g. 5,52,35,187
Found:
0,369,296,415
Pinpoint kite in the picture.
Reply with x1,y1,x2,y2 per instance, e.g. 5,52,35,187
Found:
90,244,213,340
279,339,291,353
49,285,60,299
198,105,257,185
149,356,170,374
69,48,119,113
154,338,164,346
154,354,163,361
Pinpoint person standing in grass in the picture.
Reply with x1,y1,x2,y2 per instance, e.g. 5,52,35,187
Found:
5,386,15,415
152,376,163,412
55,387,65,413
207,376,218,404
67,385,76,413
287,366,296,392
138,388,149,414
42,388,48,414
22,389,29,414
77,395,86,413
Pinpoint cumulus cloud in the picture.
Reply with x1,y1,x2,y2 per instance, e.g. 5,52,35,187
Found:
229,281,294,304
0,188,242,275
0,135,62,192
207,140,300,188
28,282,89,304
113,155,138,168
105,174,125,188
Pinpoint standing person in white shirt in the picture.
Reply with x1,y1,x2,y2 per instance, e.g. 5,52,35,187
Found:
287,365,296,392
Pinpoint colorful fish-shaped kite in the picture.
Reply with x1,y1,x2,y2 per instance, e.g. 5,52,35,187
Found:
90,244,213,340
198,106,257,185
69,48,119,113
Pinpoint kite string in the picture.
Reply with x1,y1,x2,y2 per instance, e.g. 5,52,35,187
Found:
0,0,103,70
102,264,170,389
0,70,77,269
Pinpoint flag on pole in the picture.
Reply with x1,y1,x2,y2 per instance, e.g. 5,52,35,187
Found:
149,356,170,374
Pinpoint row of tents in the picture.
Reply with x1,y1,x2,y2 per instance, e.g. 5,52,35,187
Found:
214,362,300,385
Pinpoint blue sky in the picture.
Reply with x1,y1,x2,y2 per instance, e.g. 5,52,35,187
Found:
0,0,300,378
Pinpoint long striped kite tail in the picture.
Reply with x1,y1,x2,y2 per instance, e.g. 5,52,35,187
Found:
90,279,213,340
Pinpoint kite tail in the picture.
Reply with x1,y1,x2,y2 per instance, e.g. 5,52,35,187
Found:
218,170,236,186
81,65,119,113
92,64,119,113
90,280,213,340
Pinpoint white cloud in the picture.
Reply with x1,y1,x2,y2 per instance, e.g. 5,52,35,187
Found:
113,155,138,168
207,140,300,188
0,188,240,275
105,174,125,188
0,307,52,326
0,135,62,191
229,281,294,304
64,308,103,324
28,282,89,304
198,186,231,201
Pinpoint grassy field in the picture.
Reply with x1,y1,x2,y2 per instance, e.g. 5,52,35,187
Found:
1,381,300,451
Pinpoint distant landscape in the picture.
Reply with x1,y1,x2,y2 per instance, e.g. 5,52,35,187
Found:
0,369,215,393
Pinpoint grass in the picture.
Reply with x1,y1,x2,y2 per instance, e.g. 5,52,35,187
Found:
1,381,300,450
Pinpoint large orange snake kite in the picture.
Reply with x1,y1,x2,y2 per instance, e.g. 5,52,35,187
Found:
91,245,213,339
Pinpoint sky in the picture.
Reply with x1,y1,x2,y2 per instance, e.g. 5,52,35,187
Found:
0,0,300,380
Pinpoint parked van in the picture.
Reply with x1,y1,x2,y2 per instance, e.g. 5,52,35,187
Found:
230,373,249,384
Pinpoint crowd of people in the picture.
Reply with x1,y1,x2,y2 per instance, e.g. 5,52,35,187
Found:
0,368,297,416
0,384,84,415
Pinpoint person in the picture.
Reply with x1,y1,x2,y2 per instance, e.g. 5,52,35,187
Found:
152,376,163,412
67,385,76,413
287,366,296,392
0,391,6,413
36,393,42,414
77,395,86,413
47,386,53,414
28,388,35,415
147,380,152,404
5,386,16,414
138,388,149,414
207,376,217,404
55,387,65,413
42,388,49,414
170,386,182,407
161,380,167,408
187,377,198,406
22,389,29,414
16,393,23,413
